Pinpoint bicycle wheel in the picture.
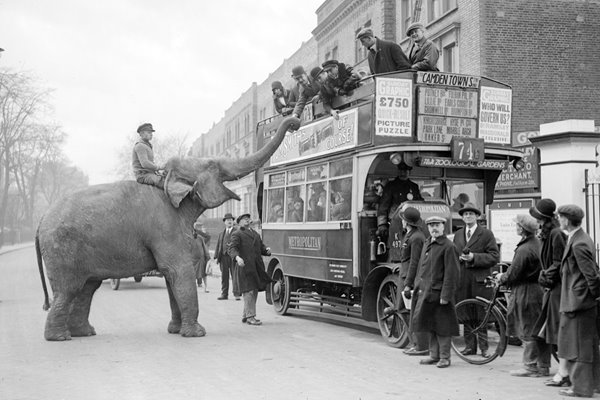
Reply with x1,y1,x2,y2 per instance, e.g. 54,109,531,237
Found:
451,298,507,365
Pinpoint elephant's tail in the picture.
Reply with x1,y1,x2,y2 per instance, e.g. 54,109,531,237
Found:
36,225,50,311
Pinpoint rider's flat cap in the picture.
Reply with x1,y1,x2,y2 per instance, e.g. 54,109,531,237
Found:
236,213,251,224
321,60,339,71
291,66,306,78
513,214,538,233
137,123,155,133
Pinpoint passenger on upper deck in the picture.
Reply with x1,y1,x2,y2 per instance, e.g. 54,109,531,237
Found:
356,27,411,75
405,22,440,72
377,162,423,240
291,66,322,119
271,81,297,116
315,60,361,120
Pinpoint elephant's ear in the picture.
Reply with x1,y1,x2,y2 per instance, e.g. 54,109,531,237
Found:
164,170,193,208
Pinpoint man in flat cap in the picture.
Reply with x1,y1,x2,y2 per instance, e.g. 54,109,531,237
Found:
318,59,361,120
132,122,165,189
412,215,460,368
555,205,600,397
405,22,440,71
453,202,499,358
228,213,273,326
356,27,411,75
291,65,321,120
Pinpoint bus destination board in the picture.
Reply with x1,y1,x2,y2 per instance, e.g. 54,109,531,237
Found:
418,87,478,118
418,116,477,143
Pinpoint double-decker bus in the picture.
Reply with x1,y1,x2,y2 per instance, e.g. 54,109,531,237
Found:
255,70,522,347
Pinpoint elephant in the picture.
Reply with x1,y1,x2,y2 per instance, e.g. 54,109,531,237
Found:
36,116,299,341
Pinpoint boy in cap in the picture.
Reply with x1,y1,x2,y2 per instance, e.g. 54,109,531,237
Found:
228,213,273,326
271,81,297,116
132,122,165,189
412,215,459,368
555,205,600,397
356,27,411,75
291,65,321,120
405,22,440,71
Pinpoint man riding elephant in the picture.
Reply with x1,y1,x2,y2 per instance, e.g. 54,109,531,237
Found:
36,116,300,341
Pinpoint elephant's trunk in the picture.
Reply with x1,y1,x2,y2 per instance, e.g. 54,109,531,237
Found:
219,116,300,181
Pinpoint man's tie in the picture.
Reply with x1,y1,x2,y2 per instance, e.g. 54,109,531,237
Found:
466,229,471,242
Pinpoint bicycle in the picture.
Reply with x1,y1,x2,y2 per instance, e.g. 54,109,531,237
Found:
451,274,509,365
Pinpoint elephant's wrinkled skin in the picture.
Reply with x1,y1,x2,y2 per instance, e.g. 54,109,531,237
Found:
36,117,299,341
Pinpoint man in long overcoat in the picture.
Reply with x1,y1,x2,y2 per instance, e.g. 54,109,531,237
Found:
355,27,411,74
228,213,272,326
556,205,600,397
412,215,459,368
497,215,545,377
214,213,240,300
453,202,499,357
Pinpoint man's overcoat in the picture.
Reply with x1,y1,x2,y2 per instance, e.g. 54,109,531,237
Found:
228,227,272,293
367,37,411,75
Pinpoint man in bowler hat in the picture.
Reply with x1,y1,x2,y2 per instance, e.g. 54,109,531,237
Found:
214,213,240,300
453,202,499,358
228,213,273,326
132,122,164,189
356,27,411,75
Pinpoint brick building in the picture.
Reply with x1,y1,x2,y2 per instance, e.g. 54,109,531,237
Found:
191,0,600,219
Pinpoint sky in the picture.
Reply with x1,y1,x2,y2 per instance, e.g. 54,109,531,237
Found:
0,0,324,184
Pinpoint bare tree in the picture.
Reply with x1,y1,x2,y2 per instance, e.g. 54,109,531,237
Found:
0,69,51,241
114,131,193,181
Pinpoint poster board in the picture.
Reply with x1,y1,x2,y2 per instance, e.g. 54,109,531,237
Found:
489,200,534,263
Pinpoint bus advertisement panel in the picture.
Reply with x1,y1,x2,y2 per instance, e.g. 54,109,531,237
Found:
270,109,358,166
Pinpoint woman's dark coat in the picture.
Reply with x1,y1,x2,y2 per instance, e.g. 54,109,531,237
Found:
192,230,211,279
412,235,460,336
228,227,272,293
500,235,543,338
532,226,566,344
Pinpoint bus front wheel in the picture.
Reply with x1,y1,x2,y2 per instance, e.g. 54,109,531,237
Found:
376,275,410,348
271,266,292,315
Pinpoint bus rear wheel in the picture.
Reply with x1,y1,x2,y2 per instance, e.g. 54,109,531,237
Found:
271,266,292,315
376,274,410,348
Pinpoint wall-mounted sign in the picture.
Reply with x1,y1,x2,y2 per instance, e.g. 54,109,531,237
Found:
479,86,512,144
451,137,485,162
418,87,478,118
418,115,477,143
417,71,481,89
417,156,509,170
496,146,539,190
375,77,413,137
270,109,358,166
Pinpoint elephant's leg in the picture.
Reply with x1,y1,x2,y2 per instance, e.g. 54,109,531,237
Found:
68,280,102,337
44,291,77,341
166,279,182,334
161,265,205,337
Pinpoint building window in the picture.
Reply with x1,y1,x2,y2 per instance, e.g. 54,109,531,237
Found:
325,50,331,61
244,113,250,134
331,45,338,60
226,128,232,147
401,0,412,37
259,107,266,121
443,42,455,72
428,0,457,22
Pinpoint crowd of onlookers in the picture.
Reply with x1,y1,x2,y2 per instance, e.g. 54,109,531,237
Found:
271,23,439,120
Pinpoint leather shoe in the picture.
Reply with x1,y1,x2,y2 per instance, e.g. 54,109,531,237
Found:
419,358,440,365
544,375,571,387
510,368,547,377
404,348,429,356
246,317,262,326
241,317,247,323
558,389,587,397
217,296,228,300
460,348,476,356
436,359,451,368
481,350,491,358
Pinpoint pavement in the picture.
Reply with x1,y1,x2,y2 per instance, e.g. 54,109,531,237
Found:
0,241,34,256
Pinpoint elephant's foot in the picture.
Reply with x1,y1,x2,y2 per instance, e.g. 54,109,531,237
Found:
168,319,182,334
44,328,72,341
180,322,206,337
69,322,96,337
